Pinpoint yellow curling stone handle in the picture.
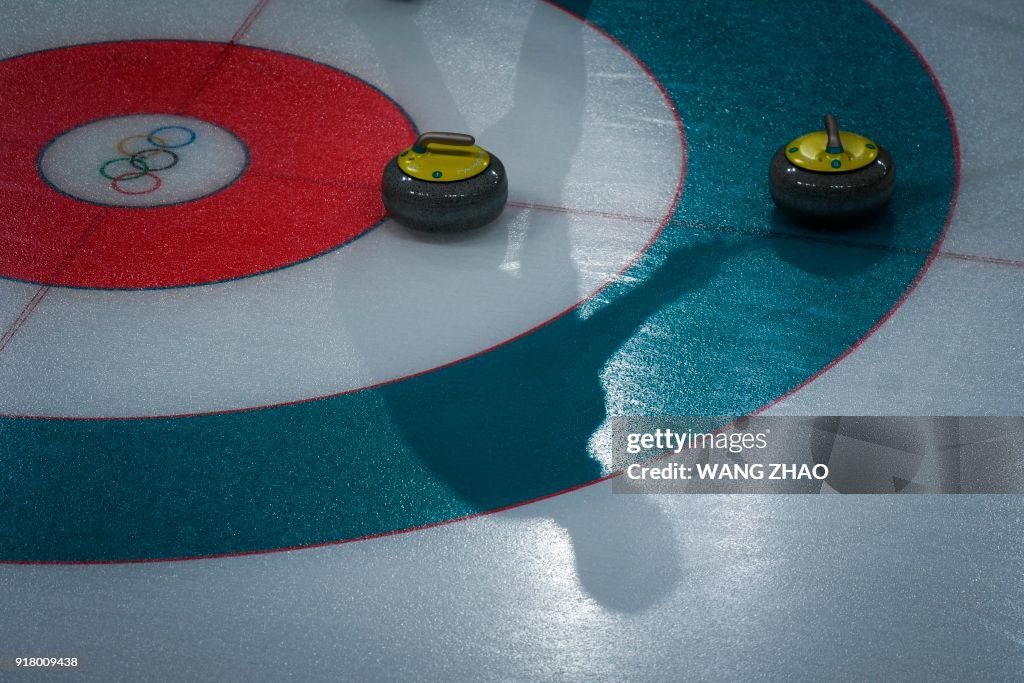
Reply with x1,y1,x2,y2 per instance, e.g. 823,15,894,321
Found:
784,113,880,173
397,131,491,182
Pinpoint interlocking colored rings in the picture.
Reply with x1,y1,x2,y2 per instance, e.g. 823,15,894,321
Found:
131,148,180,173
100,156,149,181
100,126,196,196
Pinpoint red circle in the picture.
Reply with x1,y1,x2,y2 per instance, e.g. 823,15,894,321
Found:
0,41,417,289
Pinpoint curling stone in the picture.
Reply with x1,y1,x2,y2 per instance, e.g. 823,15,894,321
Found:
769,113,894,224
382,132,508,232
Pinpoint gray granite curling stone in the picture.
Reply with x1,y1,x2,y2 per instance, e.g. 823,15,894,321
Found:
382,133,508,233
769,114,895,224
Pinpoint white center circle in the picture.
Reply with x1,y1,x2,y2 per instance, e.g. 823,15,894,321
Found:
38,114,248,208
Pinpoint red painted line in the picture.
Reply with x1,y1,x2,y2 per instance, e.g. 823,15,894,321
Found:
177,48,234,112
177,0,273,111
507,200,660,224
230,0,273,44
0,210,106,357
938,251,1024,269
0,286,50,356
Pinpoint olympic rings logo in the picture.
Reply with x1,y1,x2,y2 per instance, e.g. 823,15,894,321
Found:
98,126,197,196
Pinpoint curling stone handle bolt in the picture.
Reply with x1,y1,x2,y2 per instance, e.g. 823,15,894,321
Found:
824,113,844,154
414,132,476,148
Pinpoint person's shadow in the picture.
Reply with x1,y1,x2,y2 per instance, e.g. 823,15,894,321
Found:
341,0,732,611
371,237,732,612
